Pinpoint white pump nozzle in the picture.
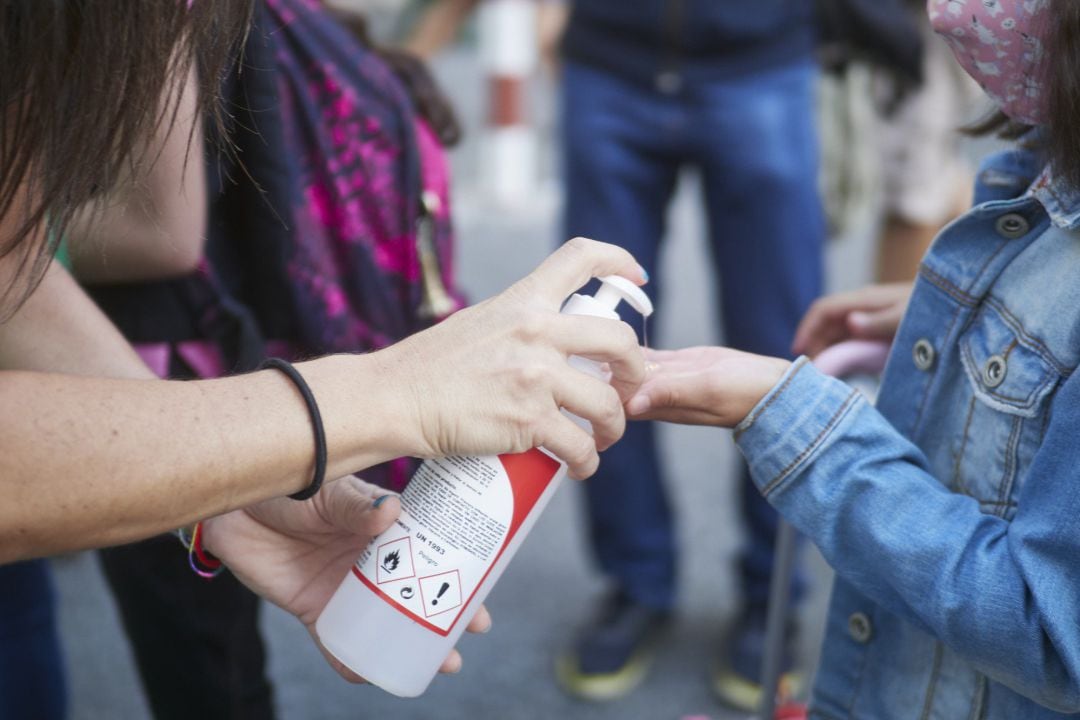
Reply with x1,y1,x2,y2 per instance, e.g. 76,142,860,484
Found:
561,274,652,324
593,275,654,318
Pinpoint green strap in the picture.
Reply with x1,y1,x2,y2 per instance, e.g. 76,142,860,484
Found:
49,225,71,271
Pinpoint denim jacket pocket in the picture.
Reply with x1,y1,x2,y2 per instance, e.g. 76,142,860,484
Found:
959,306,1059,417
952,305,1061,517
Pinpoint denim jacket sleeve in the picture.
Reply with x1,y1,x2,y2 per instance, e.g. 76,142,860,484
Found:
735,357,1080,712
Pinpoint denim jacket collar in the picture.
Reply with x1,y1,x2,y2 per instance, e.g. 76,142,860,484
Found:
1030,168,1080,231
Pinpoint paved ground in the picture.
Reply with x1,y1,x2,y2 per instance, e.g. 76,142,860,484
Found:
54,48,881,720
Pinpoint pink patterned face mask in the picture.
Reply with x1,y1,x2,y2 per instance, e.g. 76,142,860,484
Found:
928,0,1052,125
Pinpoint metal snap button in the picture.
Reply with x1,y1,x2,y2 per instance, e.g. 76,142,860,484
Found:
983,355,1007,388
995,213,1029,239
913,338,936,371
848,612,873,644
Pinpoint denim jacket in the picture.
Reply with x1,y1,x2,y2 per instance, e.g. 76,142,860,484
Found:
736,146,1080,719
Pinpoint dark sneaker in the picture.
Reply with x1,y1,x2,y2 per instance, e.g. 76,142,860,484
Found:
712,609,802,712
556,590,670,701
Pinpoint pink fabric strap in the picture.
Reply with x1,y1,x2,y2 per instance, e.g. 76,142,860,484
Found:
135,342,226,380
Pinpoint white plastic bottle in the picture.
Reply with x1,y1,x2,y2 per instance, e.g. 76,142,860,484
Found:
315,276,653,697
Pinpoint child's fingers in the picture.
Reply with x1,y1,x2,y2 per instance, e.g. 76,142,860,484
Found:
848,305,905,340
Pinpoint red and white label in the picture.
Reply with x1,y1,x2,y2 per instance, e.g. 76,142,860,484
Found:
352,450,561,636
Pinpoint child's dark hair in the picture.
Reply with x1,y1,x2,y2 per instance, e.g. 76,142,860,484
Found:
0,1,254,313
967,0,1080,190
1045,0,1080,190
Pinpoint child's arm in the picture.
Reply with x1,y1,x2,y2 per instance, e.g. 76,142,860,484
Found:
732,359,1080,712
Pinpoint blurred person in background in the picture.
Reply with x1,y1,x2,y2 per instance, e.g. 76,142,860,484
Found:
554,0,824,710
406,0,569,73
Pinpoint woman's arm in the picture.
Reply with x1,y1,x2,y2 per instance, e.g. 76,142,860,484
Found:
631,349,1080,712
0,261,155,377
0,237,647,562
0,254,500,680
66,67,207,284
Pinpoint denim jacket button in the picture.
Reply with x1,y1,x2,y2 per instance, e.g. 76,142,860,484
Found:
995,213,1030,239
983,355,1008,388
913,339,936,371
848,612,873,644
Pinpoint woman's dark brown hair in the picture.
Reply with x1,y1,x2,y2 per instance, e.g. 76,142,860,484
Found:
0,1,253,311
966,0,1080,190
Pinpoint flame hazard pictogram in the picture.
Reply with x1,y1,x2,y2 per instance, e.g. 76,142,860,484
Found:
375,537,415,585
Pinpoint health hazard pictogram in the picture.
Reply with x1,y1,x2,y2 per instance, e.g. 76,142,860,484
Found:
419,570,462,618
376,537,415,585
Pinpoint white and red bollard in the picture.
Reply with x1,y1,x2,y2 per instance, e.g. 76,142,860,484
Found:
478,0,539,206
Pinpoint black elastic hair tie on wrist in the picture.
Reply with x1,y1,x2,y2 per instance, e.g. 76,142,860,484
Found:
260,358,327,501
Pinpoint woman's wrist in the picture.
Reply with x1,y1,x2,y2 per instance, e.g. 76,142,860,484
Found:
297,352,424,481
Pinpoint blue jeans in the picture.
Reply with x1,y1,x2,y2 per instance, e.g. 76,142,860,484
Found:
0,560,67,720
562,59,824,611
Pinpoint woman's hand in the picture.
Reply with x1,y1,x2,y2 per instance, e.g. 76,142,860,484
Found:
791,283,912,358
202,475,492,682
625,347,791,428
382,237,648,479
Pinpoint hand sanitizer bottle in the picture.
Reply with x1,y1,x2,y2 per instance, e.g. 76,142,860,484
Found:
315,276,653,697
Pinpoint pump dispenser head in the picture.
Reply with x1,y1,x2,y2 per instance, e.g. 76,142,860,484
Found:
562,275,653,321
594,275,654,317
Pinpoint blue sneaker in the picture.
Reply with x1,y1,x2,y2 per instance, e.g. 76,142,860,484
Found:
556,590,671,701
713,609,802,712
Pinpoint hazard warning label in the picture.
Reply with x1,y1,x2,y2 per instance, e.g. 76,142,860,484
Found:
375,537,415,585
419,570,462,618
352,450,561,636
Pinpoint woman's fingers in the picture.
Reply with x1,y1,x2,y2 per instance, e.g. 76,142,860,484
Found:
465,604,492,634
436,607,493,676
311,629,370,684
548,314,645,400
439,650,463,675
536,410,601,479
551,366,626,451
522,237,646,306
318,475,400,536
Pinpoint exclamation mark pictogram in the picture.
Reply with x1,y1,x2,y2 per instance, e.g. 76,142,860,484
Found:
431,582,450,606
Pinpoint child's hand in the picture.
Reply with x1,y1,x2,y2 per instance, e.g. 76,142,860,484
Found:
791,283,912,358
625,347,790,428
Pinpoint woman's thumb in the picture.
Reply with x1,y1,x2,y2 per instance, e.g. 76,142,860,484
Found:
322,476,400,536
